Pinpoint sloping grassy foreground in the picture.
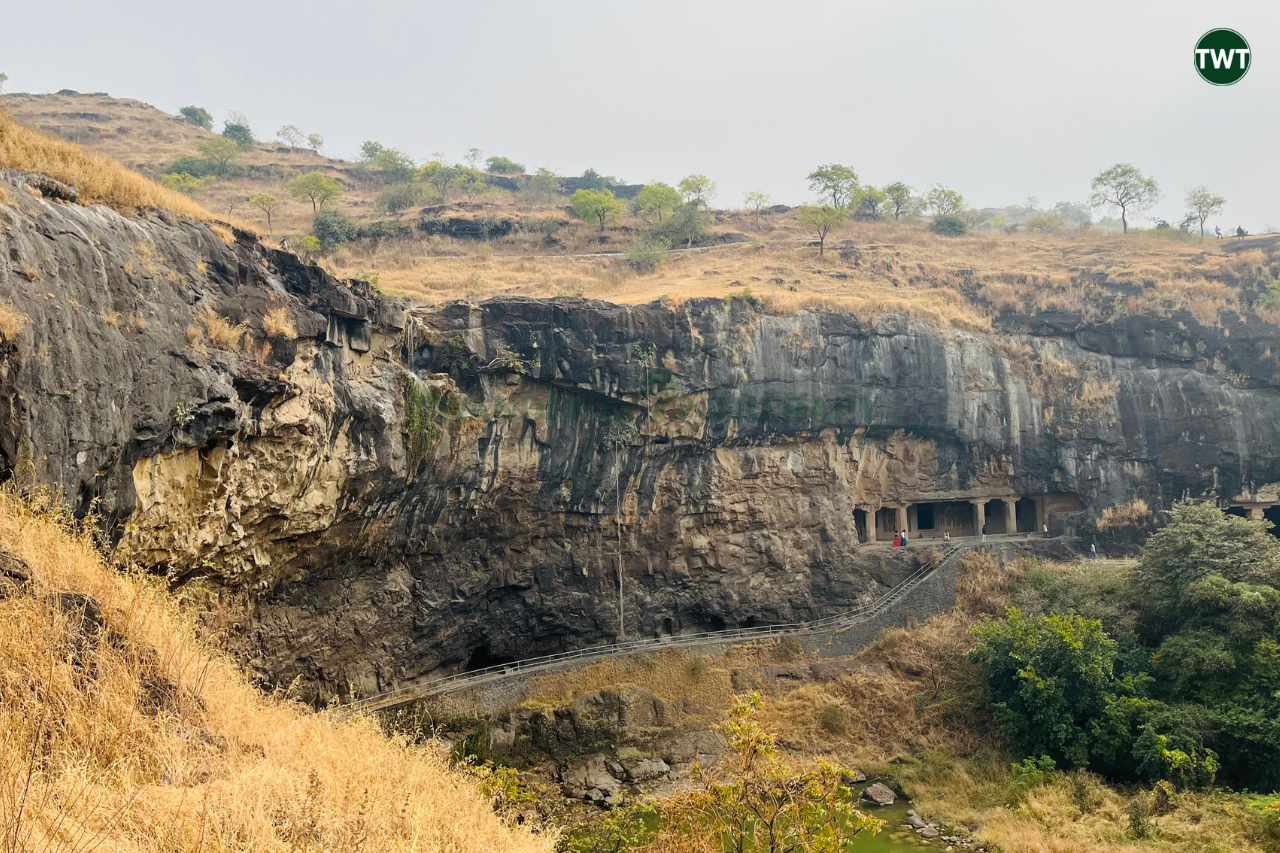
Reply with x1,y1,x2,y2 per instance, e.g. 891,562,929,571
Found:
0,110,216,221
0,489,552,852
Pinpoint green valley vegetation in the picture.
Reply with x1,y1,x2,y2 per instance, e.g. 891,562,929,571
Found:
973,502,1280,791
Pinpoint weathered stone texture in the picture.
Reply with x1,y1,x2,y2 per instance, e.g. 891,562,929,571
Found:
2,173,1279,701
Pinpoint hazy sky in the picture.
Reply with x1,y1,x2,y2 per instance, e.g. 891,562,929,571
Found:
4,1,1278,228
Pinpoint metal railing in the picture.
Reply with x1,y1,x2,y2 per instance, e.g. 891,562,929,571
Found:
346,538,995,714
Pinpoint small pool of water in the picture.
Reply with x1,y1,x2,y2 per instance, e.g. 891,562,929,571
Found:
849,802,936,852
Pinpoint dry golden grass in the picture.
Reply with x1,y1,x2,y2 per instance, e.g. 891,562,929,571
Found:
0,110,218,221
0,302,28,340
185,309,246,352
897,756,1268,853
332,214,1277,334
1099,498,1152,530
518,646,762,731
0,489,552,852
262,307,297,339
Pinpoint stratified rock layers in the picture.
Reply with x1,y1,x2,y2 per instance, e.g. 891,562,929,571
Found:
2,173,1279,700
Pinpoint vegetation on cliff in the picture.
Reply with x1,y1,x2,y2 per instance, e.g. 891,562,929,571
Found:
0,489,551,852
0,110,218,221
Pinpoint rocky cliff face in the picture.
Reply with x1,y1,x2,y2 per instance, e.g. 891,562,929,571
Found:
3,172,1279,701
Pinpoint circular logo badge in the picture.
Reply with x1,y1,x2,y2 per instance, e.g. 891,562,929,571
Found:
1195,29,1251,85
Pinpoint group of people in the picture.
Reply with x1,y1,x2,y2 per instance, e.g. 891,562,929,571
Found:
891,528,910,547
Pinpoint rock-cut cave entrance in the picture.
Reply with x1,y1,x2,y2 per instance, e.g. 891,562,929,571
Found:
465,643,516,672
1015,497,1039,533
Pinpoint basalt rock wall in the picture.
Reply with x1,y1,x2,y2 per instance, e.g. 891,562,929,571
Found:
3,173,1279,700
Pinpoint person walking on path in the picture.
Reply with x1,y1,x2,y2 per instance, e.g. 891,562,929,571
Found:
892,531,901,548
1090,542,1098,559
901,528,909,548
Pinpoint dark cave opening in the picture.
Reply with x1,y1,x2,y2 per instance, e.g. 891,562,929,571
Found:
1016,497,1038,533
1266,506,1280,537
465,643,515,672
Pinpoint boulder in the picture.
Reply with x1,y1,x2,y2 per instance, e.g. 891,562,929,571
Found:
561,754,624,804
861,783,897,806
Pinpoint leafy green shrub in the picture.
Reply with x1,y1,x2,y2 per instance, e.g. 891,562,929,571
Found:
929,214,968,236
971,610,1117,768
624,238,668,273
160,172,210,195
559,801,659,853
1127,795,1153,839
1008,755,1056,803
485,155,525,175
178,105,213,129
221,121,254,147
312,209,357,251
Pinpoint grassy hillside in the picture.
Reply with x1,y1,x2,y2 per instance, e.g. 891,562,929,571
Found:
0,92,349,230
0,489,553,852
0,109,217,221
5,91,1278,339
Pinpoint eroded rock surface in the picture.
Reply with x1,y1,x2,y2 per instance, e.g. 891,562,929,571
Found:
3,172,1280,700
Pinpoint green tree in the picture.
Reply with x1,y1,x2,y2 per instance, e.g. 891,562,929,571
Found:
306,132,324,152
633,182,681,224
659,202,708,249
883,182,914,220
419,161,466,201
1186,186,1226,239
221,116,254,147
178,105,213,130
1134,501,1280,640
855,186,887,219
666,693,883,851
571,188,625,231
248,193,282,235
287,171,343,213
484,155,525,175
743,191,771,227
971,609,1119,767
677,174,715,207
807,164,860,208
796,205,847,257
1089,164,1159,234
359,143,416,184
924,184,965,217
195,138,241,175
0,72,8,94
